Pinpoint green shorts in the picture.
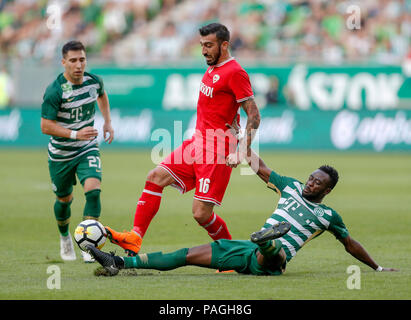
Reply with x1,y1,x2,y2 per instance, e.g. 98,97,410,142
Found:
210,239,284,276
48,149,102,197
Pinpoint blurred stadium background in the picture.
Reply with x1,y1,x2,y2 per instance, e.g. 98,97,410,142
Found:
0,0,410,152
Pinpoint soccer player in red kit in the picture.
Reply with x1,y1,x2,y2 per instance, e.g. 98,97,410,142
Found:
106,23,261,256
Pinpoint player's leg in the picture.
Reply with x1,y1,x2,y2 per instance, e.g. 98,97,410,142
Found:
55,193,76,261
105,139,196,256
255,240,287,271
86,243,213,276
55,193,73,237
49,160,77,261
77,151,103,221
193,161,233,241
251,222,291,272
82,178,101,220
104,166,176,256
77,151,104,262
134,136,197,239
192,199,232,240
132,166,175,237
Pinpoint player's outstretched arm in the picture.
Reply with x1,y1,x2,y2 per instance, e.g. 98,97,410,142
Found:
339,235,398,272
96,90,114,144
246,149,272,184
239,98,260,158
225,120,271,183
41,118,98,140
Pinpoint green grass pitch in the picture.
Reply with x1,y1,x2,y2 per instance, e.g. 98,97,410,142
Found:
0,149,410,300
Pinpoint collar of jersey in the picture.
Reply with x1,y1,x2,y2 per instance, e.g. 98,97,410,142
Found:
214,57,235,68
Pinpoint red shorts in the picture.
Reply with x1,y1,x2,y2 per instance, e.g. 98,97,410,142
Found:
158,137,232,206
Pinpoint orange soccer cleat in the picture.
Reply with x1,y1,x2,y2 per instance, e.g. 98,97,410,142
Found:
105,226,142,256
215,269,235,274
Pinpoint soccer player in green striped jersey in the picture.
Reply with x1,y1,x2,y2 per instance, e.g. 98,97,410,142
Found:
41,41,114,263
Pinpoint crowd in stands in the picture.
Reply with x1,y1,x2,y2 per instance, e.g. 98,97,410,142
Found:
0,0,410,65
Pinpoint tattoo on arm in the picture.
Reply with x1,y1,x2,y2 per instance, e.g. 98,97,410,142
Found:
241,98,261,154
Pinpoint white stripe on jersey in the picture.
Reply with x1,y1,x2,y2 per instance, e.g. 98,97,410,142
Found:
265,217,278,226
278,197,286,204
48,147,99,162
293,181,303,194
61,76,93,98
275,209,312,238
309,222,322,231
61,81,100,99
315,216,330,229
56,117,94,130
265,217,305,246
48,139,97,156
56,111,71,119
278,238,296,257
61,95,97,109
69,83,100,98
50,138,92,148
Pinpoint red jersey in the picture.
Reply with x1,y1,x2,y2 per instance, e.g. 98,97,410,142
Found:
193,57,254,155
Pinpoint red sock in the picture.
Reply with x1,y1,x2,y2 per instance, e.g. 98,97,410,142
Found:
133,181,163,238
200,212,232,240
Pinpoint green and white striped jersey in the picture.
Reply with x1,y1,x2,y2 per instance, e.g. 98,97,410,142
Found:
263,170,349,262
41,72,104,161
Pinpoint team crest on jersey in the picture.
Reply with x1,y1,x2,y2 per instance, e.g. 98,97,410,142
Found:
313,207,324,217
89,86,98,99
61,83,73,95
213,74,220,83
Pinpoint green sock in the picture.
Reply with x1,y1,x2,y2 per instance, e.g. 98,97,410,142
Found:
54,199,72,236
257,239,283,259
83,189,101,220
123,248,189,271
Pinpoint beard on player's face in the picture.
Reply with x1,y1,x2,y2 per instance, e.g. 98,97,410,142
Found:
302,189,322,201
302,184,330,202
205,45,221,66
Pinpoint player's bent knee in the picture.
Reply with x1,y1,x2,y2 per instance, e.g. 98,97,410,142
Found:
192,211,212,224
146,167,175,187
57,193,73,203
192,203,214,224
83,177,101,193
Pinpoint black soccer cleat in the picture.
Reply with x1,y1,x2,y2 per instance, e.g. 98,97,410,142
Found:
250,221,291,244
85,245,120,276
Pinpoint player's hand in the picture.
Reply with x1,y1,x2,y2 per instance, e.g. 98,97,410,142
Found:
103,122,114,144
226,152,244,168
76,126,98,140
225,121,242,141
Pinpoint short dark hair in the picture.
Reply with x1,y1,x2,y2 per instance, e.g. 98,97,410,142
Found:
199,23,230,43
319,165,339,189
62,40,85,57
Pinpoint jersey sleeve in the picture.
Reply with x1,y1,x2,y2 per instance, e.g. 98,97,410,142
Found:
328,211,349,239
96,75,105,97
228,68,254,103
267,170,298,194
41,84,61,120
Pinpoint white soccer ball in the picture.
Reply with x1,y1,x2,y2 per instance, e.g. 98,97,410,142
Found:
74,219,107,251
